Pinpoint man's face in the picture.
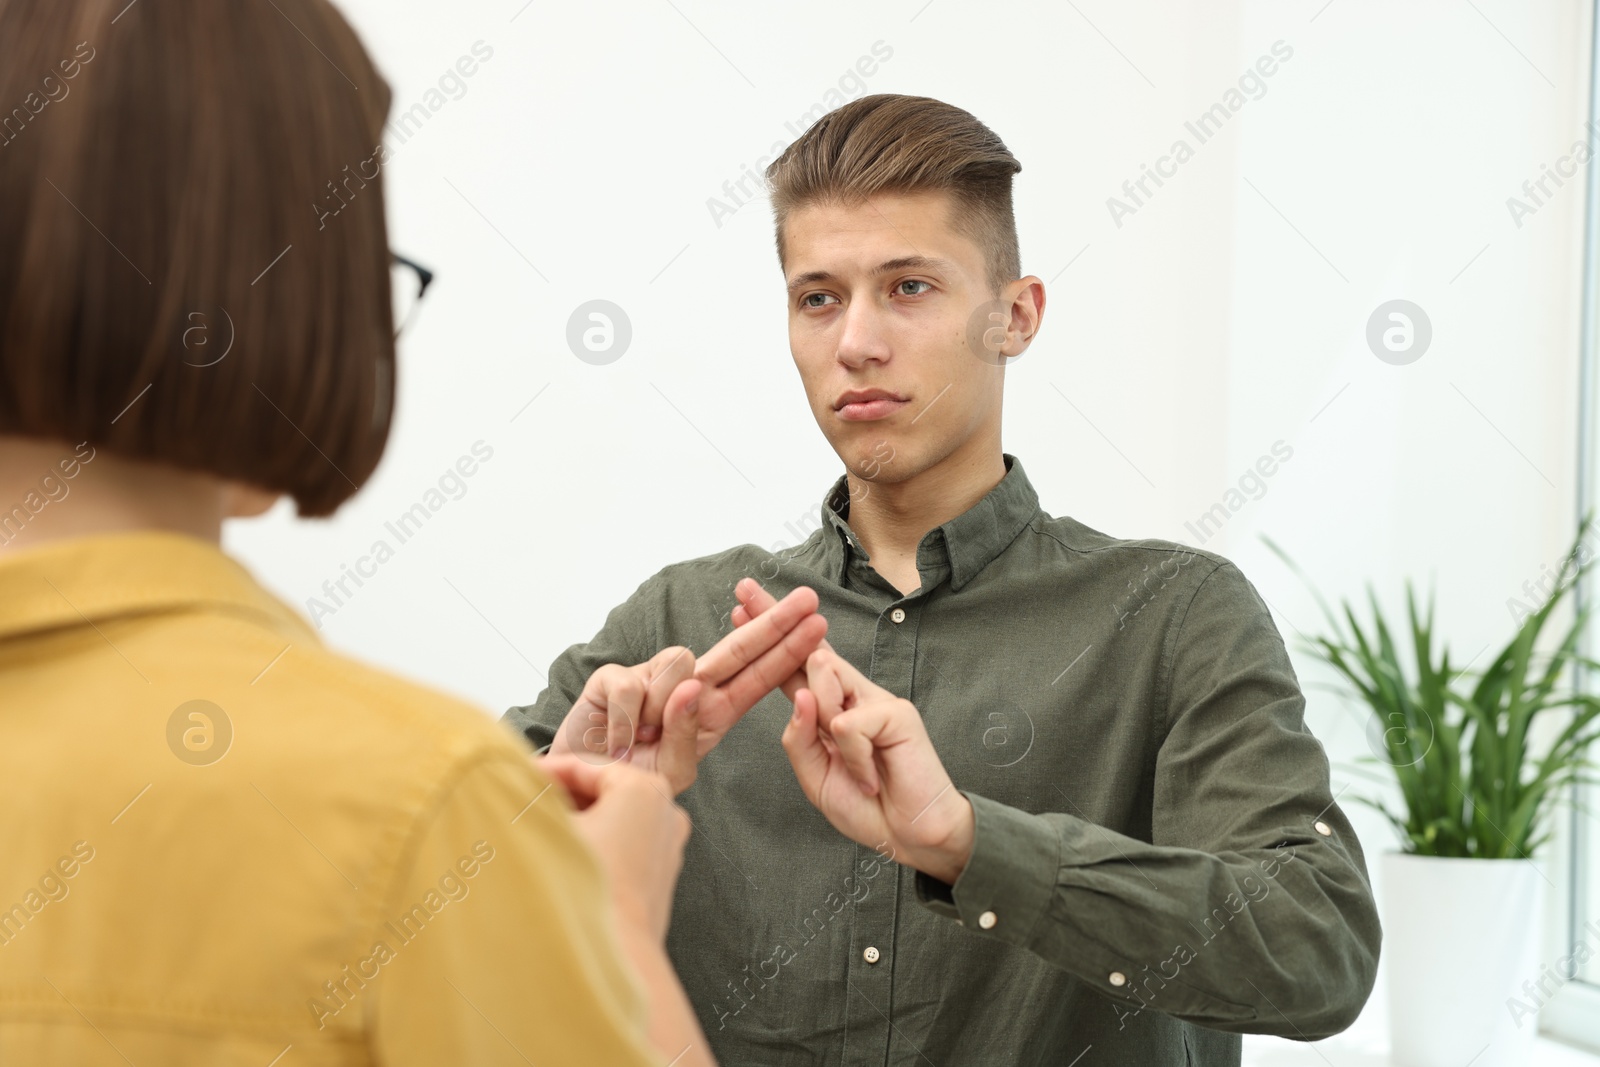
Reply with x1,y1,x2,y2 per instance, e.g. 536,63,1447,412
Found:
781,190,1028,490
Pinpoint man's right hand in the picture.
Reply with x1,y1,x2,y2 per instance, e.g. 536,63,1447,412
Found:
547,584,828,794
730,577,837,704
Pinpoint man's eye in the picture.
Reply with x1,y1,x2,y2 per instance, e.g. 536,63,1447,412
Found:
802,293,838,308
897,280,931,296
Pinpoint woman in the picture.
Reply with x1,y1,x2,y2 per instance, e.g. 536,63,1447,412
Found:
0,0,823,1062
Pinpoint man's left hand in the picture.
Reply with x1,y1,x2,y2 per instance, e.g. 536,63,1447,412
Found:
778,641,975,884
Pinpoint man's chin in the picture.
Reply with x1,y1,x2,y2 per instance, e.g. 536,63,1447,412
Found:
822,434,911,488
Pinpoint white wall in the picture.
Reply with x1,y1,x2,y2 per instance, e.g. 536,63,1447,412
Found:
225,0,1595,1050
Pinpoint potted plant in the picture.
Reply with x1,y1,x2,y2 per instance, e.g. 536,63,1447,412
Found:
1267,522,1600,1067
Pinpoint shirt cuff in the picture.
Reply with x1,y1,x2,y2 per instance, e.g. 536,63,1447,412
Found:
913,790,1059,947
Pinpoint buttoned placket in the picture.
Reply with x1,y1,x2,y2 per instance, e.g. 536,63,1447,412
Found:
840,536,946,1065
822,476,1012,1064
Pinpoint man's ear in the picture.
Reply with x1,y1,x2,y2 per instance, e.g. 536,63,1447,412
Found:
223,482,281,519
999,276,1046,360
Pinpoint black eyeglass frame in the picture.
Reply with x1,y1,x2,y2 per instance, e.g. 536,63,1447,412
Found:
390,252,435,339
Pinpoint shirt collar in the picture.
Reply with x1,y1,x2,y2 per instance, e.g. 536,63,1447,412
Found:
819,453,1041,593
0,530,317,644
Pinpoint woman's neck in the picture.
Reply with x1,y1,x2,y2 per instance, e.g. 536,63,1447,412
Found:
0,435,230,554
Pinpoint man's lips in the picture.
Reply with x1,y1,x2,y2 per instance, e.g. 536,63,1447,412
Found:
834,389,910,421
836,397,909,421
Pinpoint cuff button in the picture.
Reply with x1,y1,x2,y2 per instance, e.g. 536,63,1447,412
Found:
978,910,997,929
1314,820,1332,836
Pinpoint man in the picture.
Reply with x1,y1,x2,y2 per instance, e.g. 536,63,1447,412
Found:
507,93,1379,1065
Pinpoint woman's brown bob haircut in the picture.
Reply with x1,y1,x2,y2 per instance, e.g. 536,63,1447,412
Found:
765,94,1023,295
0,0,394,516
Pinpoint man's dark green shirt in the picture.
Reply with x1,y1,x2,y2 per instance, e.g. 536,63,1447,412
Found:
504,455,1380,1066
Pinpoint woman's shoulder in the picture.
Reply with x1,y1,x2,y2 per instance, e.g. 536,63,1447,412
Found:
252,637,532,781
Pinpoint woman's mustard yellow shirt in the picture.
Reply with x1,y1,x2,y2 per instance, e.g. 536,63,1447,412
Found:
0,530,662,1065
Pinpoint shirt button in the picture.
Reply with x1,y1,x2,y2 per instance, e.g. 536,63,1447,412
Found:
978,910,997,929
1109,972,1127,987
1314,821,1332,836
863,946,881,964
890,607,907,624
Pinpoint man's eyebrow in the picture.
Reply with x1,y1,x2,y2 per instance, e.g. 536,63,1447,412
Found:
875,255,953,276
785,255,956,296
786,269,833,296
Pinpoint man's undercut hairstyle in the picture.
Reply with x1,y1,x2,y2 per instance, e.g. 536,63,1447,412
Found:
0,0,396,516
765,94,1022,295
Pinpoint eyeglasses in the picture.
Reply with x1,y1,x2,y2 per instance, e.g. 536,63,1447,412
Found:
391,252,435,340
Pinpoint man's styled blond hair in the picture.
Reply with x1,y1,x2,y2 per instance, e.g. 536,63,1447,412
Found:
765,94,1023,295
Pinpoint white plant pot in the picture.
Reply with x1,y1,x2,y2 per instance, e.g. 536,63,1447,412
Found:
1382,852,1545,1067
